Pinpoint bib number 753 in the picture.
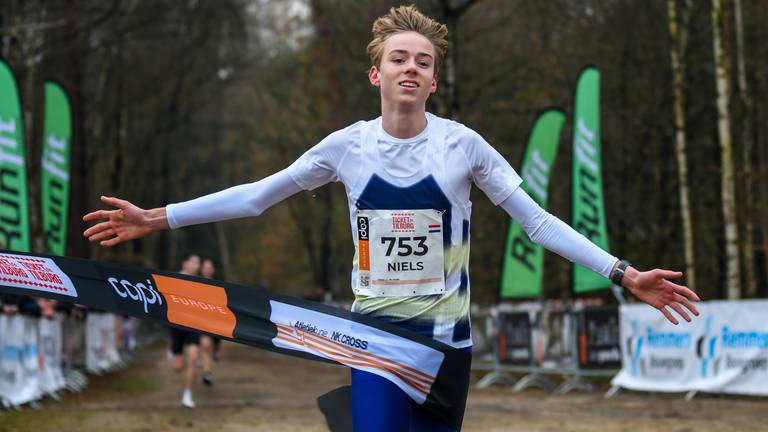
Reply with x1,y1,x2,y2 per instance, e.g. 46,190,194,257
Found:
380,236,428,257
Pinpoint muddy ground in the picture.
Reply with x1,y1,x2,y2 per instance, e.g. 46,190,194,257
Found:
1,339,766,431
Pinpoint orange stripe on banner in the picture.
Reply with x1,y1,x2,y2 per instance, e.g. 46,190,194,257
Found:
276,327,433,390
276,332,431,395
153,274,236,338
301,332,434,387
276,333,429,395
371,277,442,286
275,324,435,389
276,323,436,383
359,240,370,271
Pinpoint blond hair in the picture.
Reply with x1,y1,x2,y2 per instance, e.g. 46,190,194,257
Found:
367,5,448,74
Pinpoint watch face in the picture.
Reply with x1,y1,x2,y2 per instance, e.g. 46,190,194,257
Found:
612,268,624,285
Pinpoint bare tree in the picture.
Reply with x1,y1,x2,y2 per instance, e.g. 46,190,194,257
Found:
733,0,756,296
437,0,478,120
666,0,696,291
711,0,741,298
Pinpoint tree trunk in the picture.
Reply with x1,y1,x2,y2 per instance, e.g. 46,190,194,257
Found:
666,0,696,291
733,0,757,297
711,0,741,299
438,0,477,121
24,7,45,253
441,4,459,120
64,0,90,259
758,103,768,292
214,223,234,281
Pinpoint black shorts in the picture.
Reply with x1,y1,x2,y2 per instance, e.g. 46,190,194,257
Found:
170,327,200,355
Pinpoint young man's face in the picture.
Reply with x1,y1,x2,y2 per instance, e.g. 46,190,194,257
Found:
369,31,437,108
182,255,201,275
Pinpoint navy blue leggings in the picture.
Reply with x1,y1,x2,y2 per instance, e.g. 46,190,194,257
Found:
350,347,471,432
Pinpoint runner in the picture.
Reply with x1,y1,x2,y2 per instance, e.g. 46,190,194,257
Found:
170,252,202,408
199,257,220,383
83,5,700,431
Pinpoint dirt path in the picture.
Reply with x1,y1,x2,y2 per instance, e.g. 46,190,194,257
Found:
1,340,766,431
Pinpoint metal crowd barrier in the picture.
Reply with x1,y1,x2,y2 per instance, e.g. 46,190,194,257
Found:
473,301,621,394
0,310,144,409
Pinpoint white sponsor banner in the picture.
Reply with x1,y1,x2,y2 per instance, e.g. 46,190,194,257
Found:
86,312,110,373
0,253,77,297
21,317,41,403
269,301,444,404
103,314,122,368
0,314,26,406
0,316,43,406
612,300,768,395
39,314,66,394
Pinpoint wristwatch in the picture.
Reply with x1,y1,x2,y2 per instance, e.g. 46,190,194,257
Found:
611,260,631,287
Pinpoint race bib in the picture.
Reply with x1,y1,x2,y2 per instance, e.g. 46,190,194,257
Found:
355,209,445,297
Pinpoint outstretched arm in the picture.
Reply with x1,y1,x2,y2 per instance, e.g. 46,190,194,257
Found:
83,169,302,247
82,123,353,248
500,187,699,324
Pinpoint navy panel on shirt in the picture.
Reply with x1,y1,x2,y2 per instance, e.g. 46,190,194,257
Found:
458,219,470,296
452,317,471,344
356,174,452,247
356,174,455,340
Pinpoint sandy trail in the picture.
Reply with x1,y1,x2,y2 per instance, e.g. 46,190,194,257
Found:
1,340,765,431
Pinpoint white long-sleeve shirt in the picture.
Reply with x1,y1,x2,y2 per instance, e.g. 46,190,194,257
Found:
167,114,616,347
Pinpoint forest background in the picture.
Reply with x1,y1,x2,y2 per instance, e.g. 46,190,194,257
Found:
1,0,766,303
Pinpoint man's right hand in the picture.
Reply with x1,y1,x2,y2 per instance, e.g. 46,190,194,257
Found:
83,196,168,247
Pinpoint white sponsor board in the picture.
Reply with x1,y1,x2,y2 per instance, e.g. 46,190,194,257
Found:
86,312,116,373
0,315,42,406
0,315,26,406
0,253,77,297
612,300,768,395
269,301,444,404
38,314,66,394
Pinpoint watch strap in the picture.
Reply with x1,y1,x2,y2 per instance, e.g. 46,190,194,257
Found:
611,259,631,286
